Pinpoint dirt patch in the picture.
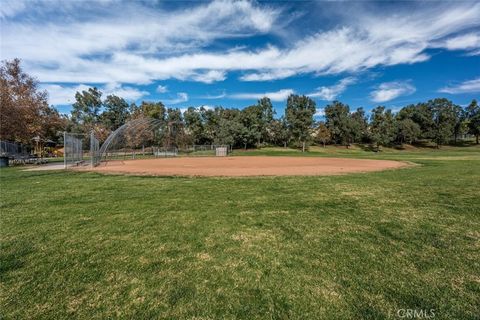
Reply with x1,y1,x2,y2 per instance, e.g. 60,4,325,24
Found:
85,156,410,177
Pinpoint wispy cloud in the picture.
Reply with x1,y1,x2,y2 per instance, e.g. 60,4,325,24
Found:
370,81,416,103
439,77,480,94
440,33,480,53
308,77,356,101
1,0,280,83
230,89,294,102
200,91,227,99
240,69,297,81
2,1,479,87
190,70,227,83
164,92,189,105
156,85,168,93
40,83,149,105
0,0,26,18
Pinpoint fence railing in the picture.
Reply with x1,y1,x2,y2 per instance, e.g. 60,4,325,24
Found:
0,140,30,158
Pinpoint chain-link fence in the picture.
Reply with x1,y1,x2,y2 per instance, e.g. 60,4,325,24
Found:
90,131,101,167
96,118,234,166
1,140,29,158
63,132,84,168
0,140,36,164
181,145,231,156
64,131,102,168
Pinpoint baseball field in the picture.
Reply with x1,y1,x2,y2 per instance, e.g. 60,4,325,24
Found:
1,146,479,319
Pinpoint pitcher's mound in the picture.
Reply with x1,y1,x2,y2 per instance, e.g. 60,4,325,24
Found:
89,156,409,177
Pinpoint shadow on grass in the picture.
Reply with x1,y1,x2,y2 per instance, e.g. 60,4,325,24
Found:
0,239,35,278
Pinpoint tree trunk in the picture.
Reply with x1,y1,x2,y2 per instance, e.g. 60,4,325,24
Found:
302,141,305,152
323,141,325,148
476,134,479,144
284,141,287,148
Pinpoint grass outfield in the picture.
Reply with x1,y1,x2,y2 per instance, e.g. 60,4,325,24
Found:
1,146,479,319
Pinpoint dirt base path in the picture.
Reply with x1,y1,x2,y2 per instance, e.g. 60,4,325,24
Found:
88,156,409,177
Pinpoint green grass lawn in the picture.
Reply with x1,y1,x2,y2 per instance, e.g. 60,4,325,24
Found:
1,146,479,319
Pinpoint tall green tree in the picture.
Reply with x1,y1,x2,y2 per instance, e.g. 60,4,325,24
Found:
101,94,130,131
214,109,246,148
324,101,352,147
131,101,166,121
183,107,205,144
257,97,275,143
71,87,102,131
452,104,467,143
466,99,480,144
396,118,421,145
241,105,262,147
315,122,331,147
268,117,290,147
285,94,316,152
350,107,368,143
165,108,184,147
428,98,457,148
397,103,435,139
201,107,221,144
370,106,396,150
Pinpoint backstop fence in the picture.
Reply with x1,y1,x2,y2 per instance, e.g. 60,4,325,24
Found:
63,132,84,168
64,131,101,168
65,119,234,167
90,131,100,167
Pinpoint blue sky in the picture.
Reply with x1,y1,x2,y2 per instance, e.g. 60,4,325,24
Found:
1,0,479,117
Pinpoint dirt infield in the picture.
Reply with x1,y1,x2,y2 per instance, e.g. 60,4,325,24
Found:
89,156,409,177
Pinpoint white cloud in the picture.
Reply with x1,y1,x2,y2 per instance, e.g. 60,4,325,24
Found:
0,0,26,18
442,33,480,51
201,91,227,99
308,77,356,100
103,83,149,101
466,49,480,56
439,77,480,94
240,69,297,81
230,89,294,102
156,85,168,93
2,1,480,85
164,92,189,105
314,108,325,117
1,0,280,83
370,81,416,103
190,70,227,83
40,84,90,105
40,83,149,105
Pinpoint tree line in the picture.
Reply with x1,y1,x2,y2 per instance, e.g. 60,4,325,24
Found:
1,59,479,150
